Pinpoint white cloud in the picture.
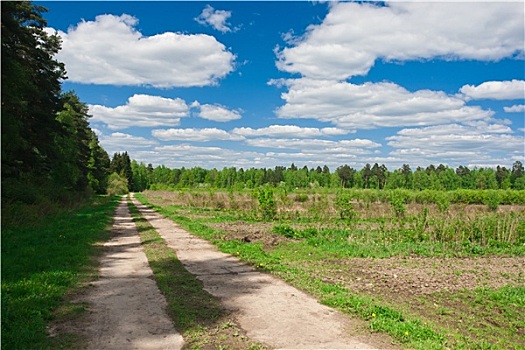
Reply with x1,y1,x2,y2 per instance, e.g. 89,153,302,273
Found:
50,14,235,87
192,102,242,122
149,141,381,170
504,104,525,113
387,121,524,166
99,132,159,155
276,2,524,80
460,80,525,100
195,5,235,33
274,79,492,129
232,125,350,138
152,128,244,142
89,94,189,130
245,137,381,154
153,144,266,169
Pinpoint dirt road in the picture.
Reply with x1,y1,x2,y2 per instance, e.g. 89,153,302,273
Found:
66,197,184,349
131,194,394,349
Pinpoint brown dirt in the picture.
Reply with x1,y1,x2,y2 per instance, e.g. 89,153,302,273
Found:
50,197,184,349
206,218,525,347
131,195,398,350
208,221,524,298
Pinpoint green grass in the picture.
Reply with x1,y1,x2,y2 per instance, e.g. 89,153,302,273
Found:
1,195,119,350
136,191,525,350
127,198,266,350
424,285,525,349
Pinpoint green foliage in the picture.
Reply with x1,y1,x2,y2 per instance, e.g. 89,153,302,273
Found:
1,196,118,349
294,193,309,202
272,224,296,238
1,2,110,201
2,1,65,179
483,190,502,211
435,193,450,212
110,152,134,191
389,190,408,219
106,172,129,196
257,186,277,220
335,191,357,220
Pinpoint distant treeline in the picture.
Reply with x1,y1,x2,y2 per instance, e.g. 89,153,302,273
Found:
123,157,525,192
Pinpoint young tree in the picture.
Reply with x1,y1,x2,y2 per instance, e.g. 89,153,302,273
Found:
107,172,129,196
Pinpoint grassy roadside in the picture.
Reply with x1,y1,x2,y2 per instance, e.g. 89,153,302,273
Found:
126,197,266,350
1,195,120,350
135,192,525,350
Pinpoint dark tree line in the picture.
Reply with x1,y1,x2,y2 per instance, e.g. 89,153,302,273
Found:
2,2,110,203
128,161,525,192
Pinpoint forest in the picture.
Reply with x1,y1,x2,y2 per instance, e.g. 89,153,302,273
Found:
126,158,525,192
2,2,110,209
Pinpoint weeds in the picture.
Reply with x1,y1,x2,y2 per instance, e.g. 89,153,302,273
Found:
257,186,277,220
138,189,525,349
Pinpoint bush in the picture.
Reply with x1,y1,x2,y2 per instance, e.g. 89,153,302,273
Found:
257,187,276,220
272,224,295,238
389,190,408,219
335,191,357,220
107,172,129,196
294,193,309,202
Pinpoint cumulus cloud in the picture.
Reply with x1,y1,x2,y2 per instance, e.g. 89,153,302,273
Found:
504,104,525,113
460,80,525,100
49,14,235,87
99,132,159,154
191,102,242,122
89,94,189,130
195,5,235,33
152,128,244,142
276,2,524,80
245,138,381,154
273,79,492,129
232,125,350,138
387,121,524,166
153,144,266,168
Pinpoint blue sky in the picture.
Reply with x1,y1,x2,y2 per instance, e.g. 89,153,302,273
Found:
40,1,524,170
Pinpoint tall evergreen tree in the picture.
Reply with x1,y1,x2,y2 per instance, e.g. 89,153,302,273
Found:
2,1,66,179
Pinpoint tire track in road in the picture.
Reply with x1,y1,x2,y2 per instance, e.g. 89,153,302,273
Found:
82,196,184,350
131,194,396,350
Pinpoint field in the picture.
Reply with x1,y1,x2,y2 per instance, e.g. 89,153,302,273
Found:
137,188,525,350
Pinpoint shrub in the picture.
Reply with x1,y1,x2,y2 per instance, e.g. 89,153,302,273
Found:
436,193,450,212
272,224,295,238
107,172,129,196
389,190,408,219
294,193,309,203
257,187,276,220
483,190,501,211
335,191,357,220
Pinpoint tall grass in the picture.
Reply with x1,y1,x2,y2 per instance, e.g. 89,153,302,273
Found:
142,189,525,253
138,190,525,349
1,196,119,349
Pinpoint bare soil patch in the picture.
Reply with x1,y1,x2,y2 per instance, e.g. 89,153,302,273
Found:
207,219,525,347
50,197,184,350
132,195,398,349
